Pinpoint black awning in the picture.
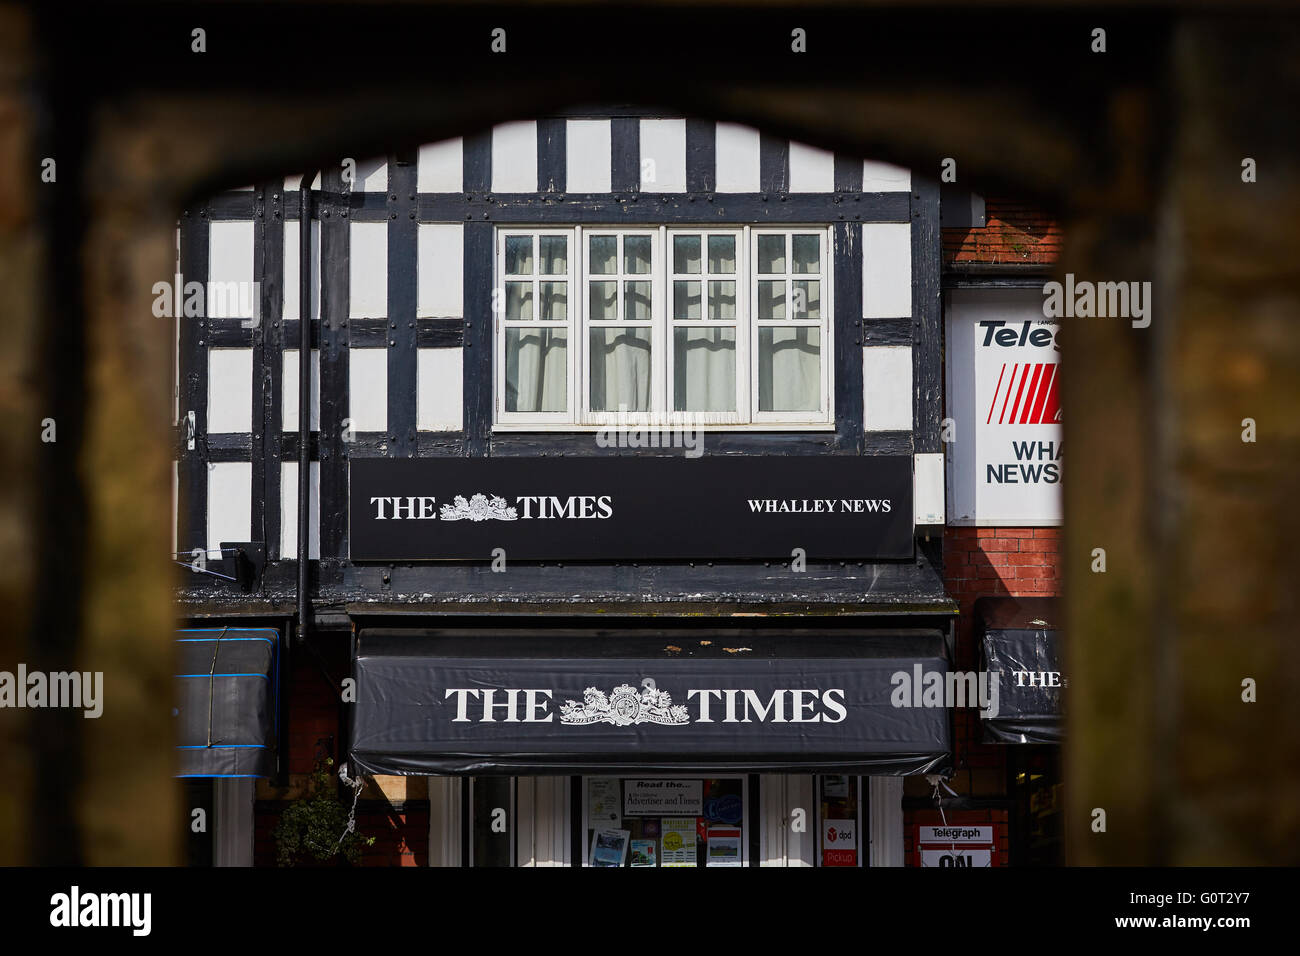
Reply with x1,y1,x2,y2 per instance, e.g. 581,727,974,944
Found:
349,627,952,776
175,628,279,777
977,597,1062,744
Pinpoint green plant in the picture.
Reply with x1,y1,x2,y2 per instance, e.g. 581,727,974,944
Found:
273,753,375,866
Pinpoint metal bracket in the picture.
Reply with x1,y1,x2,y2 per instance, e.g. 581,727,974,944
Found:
221,541,267,593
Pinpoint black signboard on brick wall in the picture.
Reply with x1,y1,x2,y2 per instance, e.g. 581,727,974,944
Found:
348,456,914,561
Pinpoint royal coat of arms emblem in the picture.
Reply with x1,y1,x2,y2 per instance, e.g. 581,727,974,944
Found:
438,493,518,521
559,678,690,726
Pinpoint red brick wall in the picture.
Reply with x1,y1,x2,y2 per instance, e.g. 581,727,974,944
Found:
945,527,1062,612
938,527,1062,803
357,804,429,867
282,636,347,775
943,197,1062,265
909,528,1060,863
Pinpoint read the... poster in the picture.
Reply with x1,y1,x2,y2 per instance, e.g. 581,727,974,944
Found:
660,817,696,867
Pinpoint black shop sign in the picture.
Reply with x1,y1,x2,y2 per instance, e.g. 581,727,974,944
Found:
348,456,914,562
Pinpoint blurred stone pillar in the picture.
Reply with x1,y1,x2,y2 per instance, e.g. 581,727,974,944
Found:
0,3,38,866
1066,17,1300,865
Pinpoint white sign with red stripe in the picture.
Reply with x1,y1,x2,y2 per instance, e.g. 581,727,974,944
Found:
946,289,1063,525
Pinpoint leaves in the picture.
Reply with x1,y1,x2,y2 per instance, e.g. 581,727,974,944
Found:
272,752,375,866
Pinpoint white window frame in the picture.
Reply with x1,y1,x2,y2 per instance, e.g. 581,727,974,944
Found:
494,228,577,426
579,773,750,868
750,227,834,426
581,227,663,426
665,227,747,425
492,225,834,431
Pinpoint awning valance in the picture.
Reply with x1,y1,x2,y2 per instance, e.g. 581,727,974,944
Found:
349,627,952,776
175,628,279,777
977,598,1062,744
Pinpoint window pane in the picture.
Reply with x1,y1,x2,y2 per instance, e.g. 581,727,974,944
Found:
674,235,701,275
708,281,736,320
472,777,513,867
792,234,820,274
624,280,652,321
539,235,568,275
586,777,744,867
758,327,821,412
589,236,617,275
505,281,533,320
505,236,533,275
818,775,860,868
757,280,786,319
793,279,820,319
674,280,701,320
674,327,736,412
757,234,785,274
588,281,617,321
624,235,652,274
540,281,567,321
708,235,736,274
589,328,652,412
505,328,567,412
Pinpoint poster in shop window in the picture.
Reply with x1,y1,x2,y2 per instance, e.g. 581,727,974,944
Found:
590,828,630,867
821,819,857,867
660,818,697,868
588,778,621,829
630,840,657,868
624,779,703,817
946,289,1063,525
706,826,743,867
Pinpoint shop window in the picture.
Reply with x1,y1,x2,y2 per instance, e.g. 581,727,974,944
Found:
469,777,515,867
180,779,214,867
494,227,834,429
1010,749,1063,866
816,775,863,867
581,776,748,867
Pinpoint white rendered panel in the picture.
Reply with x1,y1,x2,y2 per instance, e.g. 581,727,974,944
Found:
788,141,835,192
492,121,538,192
207,349,252,433
862,222,912,319
566,119,612,193
639,119,687,192
714,122,761,192
281,349,320,431
863,345,913,431
418,137,464,192
349,222,388,318
349,348,388,433
417,223,464,317
417,348,464,431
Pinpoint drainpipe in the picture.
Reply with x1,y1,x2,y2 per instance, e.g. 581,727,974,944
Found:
296,172,316,647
